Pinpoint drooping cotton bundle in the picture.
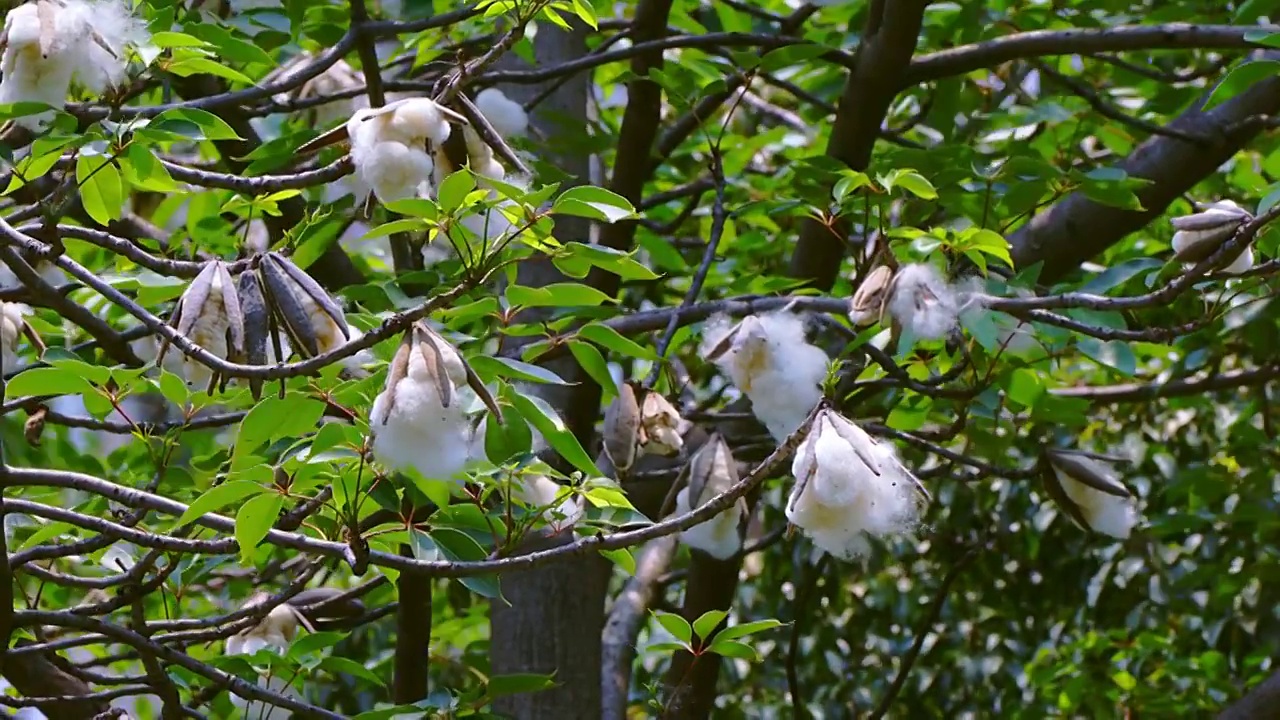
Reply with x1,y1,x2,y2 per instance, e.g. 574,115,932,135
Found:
474,88,528,141
0,0,148,129
883,263,983,341
157,260,243,392
700,311,829,442
0,301,36,372
1042,448,1139,539
369,322,502,483
1170,200,1254,275
672,433,747,560
225,592,311,720
786,409,929,560
343,98,464,205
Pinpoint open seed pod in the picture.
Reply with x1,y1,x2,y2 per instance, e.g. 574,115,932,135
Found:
683,433,747,521
236,269,270,401
0,301,45,373
156,260,244,395
256,251,349,359
849,264,897,327
296,96,470,155
601,382,642,472
637,387,684,456
1040,448,1135,536
1170,200,1252,264
371,320,503,427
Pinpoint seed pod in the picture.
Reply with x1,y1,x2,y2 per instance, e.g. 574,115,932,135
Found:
684,433,746,519
237,269,270,401
412,321,503,422
1041,448,1137,537
259,252,349,359
638,388,684,456
1170,200,1252,263
601,383,642,472
157,260,244,394
849,264,897,327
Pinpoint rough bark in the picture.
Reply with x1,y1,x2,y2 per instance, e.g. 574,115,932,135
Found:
786,0,929,291
487,17,609,720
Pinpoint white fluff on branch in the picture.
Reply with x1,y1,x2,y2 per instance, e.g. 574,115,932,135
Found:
1046,453,1140,540
369,341,472,483
474,88,528,140
699,311,828,442
0,301,31,372
348,98,454,205
0,0,148,129
674,487,742,560
786,410,924,561
884,263,984,341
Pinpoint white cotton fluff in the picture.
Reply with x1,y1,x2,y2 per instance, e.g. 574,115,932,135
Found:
513,474,583,529
369,345,473,483
1219,245,1254,275
340,325,376,373
0,0,147,130
348,99,453,206
885,263,969,341
699,311,829,442
181,270,231,391
786,412,921,561
674,487,741,560
1052,466,1138,539
0,301,31,372
474,88,528,140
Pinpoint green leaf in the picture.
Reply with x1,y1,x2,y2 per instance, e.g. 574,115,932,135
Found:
488,673,557,698
178,480,267,525
759,44,830,73
167,55,256,85
706,639,758,660
711,618,785,642
427,528,502,599
506,389,601,476
234,396,326,468
150,31,210,48
286,631,345,659
877,168,938,199
438,169,477,212
121,143,178,192
1007,368,1045,408
553,242,660,281
576,323,658,360
235,492,284,561
505,282,614,308
76,155,124,225
568,339,616,401
469,355,573,386
692,610,728,641
152,108,244,141
600,548,636,575
1205,59,1280,110
552,186,636,223
652,611,693,644
4,367,94,398
319,656,388,688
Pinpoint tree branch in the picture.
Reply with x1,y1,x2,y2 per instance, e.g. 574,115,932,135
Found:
787,0,928,290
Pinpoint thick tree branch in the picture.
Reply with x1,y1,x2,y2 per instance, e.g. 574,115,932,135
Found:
1008,68,1280,281
905,24,1277,86
787,0,928,290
